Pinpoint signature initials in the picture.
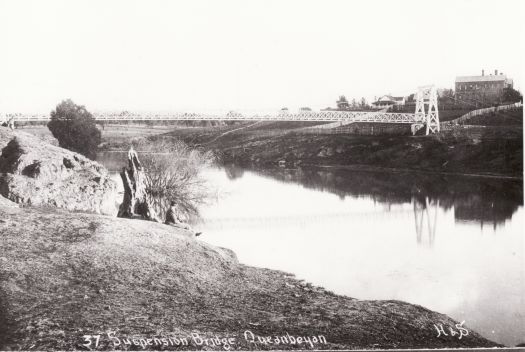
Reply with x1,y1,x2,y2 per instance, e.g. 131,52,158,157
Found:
434,321,469,339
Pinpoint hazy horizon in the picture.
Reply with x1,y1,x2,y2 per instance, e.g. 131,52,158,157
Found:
1,0,524,113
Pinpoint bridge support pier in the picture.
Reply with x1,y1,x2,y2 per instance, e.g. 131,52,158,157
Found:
415,85,440,135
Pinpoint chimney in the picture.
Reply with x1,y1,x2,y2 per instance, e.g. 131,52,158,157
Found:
482,69,485,76
495,69,498,75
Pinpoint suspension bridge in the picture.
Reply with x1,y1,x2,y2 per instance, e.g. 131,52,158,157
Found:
2,85,441,135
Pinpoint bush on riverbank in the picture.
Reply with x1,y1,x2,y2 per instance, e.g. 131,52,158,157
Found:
130,137,215,219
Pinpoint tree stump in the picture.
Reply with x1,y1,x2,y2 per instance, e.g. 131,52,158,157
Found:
117,147,160,222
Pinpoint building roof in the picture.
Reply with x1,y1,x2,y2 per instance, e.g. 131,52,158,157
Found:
455,75,507,83
376,95,404,102
372,95,406,105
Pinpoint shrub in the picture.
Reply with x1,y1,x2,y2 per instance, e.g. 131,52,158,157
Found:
132,137,215,220
48,99,101,160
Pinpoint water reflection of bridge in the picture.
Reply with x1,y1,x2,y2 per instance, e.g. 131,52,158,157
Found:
201,197,439,247
413,197,438,247
224,165,523,231
200,208,414,230
205,165,523,247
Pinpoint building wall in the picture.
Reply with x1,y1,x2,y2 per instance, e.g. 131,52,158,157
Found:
455,79,511,105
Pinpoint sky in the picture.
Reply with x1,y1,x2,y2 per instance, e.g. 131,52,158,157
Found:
0,0,524,113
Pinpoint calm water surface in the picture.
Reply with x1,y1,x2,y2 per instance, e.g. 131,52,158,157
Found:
97,151,525,346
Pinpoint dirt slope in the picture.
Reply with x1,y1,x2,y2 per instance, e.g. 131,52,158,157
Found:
0,203,499,350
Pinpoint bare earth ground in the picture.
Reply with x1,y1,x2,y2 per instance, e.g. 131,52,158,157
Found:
0,203,499,350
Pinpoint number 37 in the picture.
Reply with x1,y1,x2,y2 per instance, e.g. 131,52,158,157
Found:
82,335,100,349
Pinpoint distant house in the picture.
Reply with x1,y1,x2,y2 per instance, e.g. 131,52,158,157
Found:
455,69,513,106
372,95,406,108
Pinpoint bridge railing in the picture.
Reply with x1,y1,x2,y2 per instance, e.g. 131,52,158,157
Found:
9,110,423,124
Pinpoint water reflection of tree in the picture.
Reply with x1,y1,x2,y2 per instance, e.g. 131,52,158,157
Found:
249,166,523,227
224,164,245,180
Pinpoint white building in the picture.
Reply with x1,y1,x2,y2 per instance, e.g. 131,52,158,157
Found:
372,95,406,108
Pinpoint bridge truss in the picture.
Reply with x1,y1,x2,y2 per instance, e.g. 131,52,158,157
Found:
8,110,426,123
94,110,424,123
4,85,440,134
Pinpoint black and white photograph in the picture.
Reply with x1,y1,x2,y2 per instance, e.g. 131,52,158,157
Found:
0,0,523,350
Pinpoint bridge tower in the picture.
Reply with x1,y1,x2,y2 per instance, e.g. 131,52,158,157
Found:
415,85,440,135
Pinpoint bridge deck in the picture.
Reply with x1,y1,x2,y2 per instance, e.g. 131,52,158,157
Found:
9,111,423,124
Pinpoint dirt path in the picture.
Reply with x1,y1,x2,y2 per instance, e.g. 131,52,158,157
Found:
199,121,264,146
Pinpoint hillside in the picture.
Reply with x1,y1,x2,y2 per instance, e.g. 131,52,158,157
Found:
460,107,523,126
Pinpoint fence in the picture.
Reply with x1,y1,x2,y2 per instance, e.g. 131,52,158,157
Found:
441,102,522,129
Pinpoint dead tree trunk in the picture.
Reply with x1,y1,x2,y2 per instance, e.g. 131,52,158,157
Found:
117,147,160,222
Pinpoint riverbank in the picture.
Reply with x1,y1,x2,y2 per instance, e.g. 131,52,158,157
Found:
26,119,523,179
157,124,522,179
0,202,501,350
0,127,505,349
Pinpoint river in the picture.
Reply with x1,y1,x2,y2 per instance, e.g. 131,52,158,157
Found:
97,151,524,347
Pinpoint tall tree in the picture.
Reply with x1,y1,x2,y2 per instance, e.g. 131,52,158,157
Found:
502,87,522,103
47,99,101,160
336,95,350,110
